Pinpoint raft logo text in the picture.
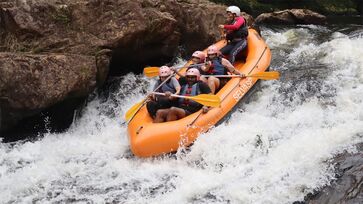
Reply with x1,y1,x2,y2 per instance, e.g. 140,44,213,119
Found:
233,78,253,101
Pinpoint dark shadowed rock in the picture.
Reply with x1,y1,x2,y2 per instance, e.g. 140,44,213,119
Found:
95,49,112,86
303,143,363,204
255,9,327,25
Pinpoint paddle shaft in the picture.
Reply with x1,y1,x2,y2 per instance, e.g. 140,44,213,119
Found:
172,62,208,74
151,92,220,107
152,92,186,99
126,74,174,122
202,71,279,80
144,63,207,78
152,74,174,94
188,62,207,68
202,75,243,78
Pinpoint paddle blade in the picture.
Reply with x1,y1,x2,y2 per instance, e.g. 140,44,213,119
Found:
248,71,280,80
125,99,145,121
143,67,160,78
186,94,221,107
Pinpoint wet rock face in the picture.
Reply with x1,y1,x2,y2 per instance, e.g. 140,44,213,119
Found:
0,0,253,134
0,53,96,109
0,53,96,131
255,9,326,25
0,0,235,75
304,143,363,204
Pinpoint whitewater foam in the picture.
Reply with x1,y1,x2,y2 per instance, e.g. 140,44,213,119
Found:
1,25,363,204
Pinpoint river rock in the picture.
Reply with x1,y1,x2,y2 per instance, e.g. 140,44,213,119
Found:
0,0,248,75
304,143,363,204
0,52,97,131
255,9,326,25
1,0,254,134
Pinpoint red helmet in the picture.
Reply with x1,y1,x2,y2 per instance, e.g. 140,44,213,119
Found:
207,45,219,55
192,51,206,62
159,66,172,77
186,68,201,80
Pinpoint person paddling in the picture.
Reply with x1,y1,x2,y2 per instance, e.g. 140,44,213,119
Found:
219,6,248,64
201,45,244,94
173,51,208,84
154,68,211,123
146,66,181,118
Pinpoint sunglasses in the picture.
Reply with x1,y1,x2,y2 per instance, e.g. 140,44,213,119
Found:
186,76,197,79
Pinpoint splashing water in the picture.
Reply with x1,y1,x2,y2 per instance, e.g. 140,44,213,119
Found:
1,25,363,204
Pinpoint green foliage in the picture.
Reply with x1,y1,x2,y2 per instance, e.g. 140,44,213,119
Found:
209,0,360,15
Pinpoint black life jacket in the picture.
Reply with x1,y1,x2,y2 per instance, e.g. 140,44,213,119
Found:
226,16,248,41
206,57,226,75
178,83,201,108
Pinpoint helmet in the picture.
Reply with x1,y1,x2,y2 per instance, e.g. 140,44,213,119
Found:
192,51,206,62
226,6,240,17
159,66,172,77
207,45,219,55
186,68,201,80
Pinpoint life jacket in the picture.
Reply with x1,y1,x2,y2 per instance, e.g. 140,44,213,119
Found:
188,63,205,75
178,82,201,107
155,78,176,93
226,16,248,41
206,57,226,75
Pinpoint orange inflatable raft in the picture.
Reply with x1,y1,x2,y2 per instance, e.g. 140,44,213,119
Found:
127,28,271,157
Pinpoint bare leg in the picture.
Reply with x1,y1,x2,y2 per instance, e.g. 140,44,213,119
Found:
208,76,220,94
166,107,187,121
199,76,208,83
154,109,170,123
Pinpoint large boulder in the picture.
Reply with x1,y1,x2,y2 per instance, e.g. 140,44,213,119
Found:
255,9,327,25
1,0,248,134
0,52,97,131
0,0,238,75
303,143,363,204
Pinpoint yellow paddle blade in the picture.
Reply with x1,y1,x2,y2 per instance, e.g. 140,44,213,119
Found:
125,99,146,121
247,71,280,80
143,67,160,78
185,94,221,107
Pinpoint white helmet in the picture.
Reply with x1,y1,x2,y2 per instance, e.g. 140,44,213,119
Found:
226,6,240,17
159,66,172,77
186,68,201,80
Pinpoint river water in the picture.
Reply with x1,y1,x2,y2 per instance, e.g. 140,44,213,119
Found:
0,24,363,203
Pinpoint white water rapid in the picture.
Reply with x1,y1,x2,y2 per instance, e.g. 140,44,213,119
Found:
1,25,363,204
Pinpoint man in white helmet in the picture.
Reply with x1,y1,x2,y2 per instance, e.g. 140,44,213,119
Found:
218,5,248,64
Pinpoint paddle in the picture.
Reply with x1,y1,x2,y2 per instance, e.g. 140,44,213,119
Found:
144,63,207,78
125,74,174,121
152,92,221,107
202,71,280,80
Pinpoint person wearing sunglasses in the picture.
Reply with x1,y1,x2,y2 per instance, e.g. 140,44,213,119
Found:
174,51,207,84
154,68,211,123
